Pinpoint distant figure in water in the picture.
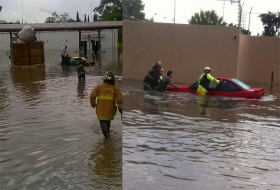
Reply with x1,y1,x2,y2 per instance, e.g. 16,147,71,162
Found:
76,58,86,80
90,71,122,138
61,46,70,64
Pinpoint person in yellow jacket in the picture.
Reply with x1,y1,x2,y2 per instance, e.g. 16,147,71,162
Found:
90,71,122,138
197,67,223,96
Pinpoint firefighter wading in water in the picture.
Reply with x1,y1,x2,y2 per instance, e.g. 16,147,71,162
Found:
197,67,223,96
143,61,162,90
90,72,122,138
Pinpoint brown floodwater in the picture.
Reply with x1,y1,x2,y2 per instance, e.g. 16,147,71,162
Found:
123,79,280,190
0,49,122,189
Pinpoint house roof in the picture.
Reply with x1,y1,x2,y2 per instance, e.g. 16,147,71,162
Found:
0,21,122,32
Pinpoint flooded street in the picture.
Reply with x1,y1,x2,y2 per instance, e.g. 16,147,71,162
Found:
0,49,122,189
123,79,280,190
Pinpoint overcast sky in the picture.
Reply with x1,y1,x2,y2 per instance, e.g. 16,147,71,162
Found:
1,0,279,36
142,0,280,36
0,0,100,23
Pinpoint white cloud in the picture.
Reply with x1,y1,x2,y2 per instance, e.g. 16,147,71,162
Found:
142,0,280,36
0,0,100,23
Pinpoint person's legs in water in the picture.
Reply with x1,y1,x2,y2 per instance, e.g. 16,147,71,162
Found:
81,73,86,80
197,86,207,96
99,120,111,138
78,73,86,80
65,56,70,64
158,87,165,92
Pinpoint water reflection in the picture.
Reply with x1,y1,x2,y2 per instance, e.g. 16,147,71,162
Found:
61,65,75,77
10,67,46,102
0,49,122,189
77,80,86,98
89,138,122,179
123,79,280,190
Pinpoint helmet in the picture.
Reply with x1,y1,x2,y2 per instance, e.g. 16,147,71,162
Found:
153,61,162,67
204,67,212,72
103,71,115,81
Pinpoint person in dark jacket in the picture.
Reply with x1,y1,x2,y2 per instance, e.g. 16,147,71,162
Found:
158,70,180,92
76,57,86,80
143,61,162,90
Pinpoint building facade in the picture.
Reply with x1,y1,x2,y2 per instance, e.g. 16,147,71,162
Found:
0,26,118,51
123,21,279,84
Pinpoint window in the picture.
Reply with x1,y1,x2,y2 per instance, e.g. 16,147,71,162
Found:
221,81,241,91
209,81,218,90
231,78,251,90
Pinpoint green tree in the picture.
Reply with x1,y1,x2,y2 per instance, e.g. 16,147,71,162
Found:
259,11,280,36
123,0,145,21
88,15,90,22
241,28,251,35
0,20,21,24
69,18,76,22
84,14,87,22
45,12,74,23
60,12,70,23
94,0,122,21
94,13,98,21
45,11,60,23
188,10,227,26
76,12,80,22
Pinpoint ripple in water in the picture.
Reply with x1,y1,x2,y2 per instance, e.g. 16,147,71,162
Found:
0,49,122,189
123,79,280,190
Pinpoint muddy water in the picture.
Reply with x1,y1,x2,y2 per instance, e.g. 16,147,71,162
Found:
0,49,122,189
123,79,280,190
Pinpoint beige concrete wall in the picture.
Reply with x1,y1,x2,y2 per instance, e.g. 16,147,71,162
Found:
123,21,280,84
123,21,239,83
238,35,280,84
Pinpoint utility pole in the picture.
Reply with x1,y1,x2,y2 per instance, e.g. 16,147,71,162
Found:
174,0,176,23
248,7,252,35
238,1,244,28
223,0,225,18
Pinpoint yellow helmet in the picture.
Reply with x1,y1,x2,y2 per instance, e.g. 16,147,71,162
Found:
103,71,115,81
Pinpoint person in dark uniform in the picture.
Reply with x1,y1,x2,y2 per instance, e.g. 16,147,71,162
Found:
143,61,162,90
76,57,86,80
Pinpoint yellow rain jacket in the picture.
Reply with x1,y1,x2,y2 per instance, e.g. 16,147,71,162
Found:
90,82,122,120
197,73,220,96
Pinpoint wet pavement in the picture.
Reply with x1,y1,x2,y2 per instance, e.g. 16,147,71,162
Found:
123,79,280,190
0,49,122,189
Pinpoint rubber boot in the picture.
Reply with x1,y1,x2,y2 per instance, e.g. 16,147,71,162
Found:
101,123,109,138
